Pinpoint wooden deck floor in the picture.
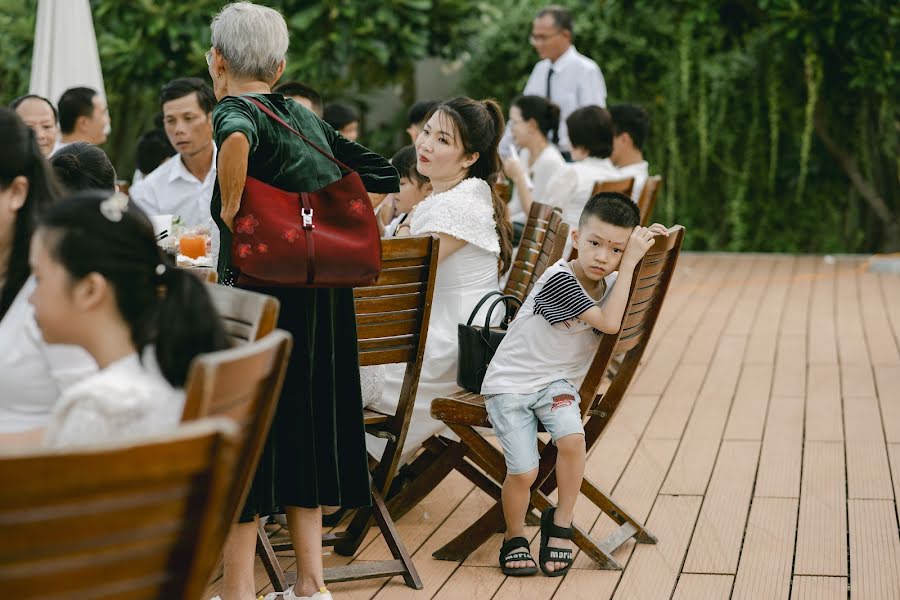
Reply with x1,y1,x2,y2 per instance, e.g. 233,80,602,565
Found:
210,253,900,600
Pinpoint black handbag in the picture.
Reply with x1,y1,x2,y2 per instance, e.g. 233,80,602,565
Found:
457,291,523,393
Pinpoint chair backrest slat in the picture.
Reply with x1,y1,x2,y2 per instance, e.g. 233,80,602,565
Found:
0,421,240,600
637,175,662,225
504,203,569,302
592,178,635,197
206,284,280,345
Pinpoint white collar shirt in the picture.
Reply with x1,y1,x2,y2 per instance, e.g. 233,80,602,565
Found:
521,46,607,152
130,144,219,257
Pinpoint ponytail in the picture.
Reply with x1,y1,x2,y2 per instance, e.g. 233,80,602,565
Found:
154,266,228,387
480,99,514,274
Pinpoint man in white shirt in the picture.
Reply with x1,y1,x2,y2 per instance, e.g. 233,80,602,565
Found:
609,103,650,203
518,5,607,157
130,78,219,258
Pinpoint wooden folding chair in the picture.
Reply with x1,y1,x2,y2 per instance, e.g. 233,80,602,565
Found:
0,419,241,600
259,234,440,591
637,175,662,226
430,226,685,568
504,201,570,303
386,206,569,525
592,177,635,197
206,282,280,344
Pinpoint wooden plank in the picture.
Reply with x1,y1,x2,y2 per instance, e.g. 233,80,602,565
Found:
805,364,844,442
672,574,734,600
772,334,806,397
611,495,702,600
848,499,900,600
429,566,505,600
875,366,900,443
731,497,799,600
844,395,895,500
794,441,847,576
723,364,774,441
859,271,900,366
808,258,838,365
755,395,804,498
551,568,620,600
586,393,660,491
880,272,900,351
790,576,848,600
725,256,776,337
745,257,796,364
643,364,708,440
841,364,877,398
492,570,562,600
890,444,900,510
662,335,746,495
780,255,816,336
682,441,760,574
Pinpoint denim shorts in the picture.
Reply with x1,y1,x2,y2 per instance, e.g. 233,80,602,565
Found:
485,380,585,475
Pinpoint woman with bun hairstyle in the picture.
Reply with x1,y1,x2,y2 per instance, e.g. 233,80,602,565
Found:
3,189,228,448
367,96,513,460
502,95,566,235
50,142,117,192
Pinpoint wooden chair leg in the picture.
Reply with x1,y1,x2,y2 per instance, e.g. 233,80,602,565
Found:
257,519,289,592
387,437,468,521
369,485,423,589
579,476,657,545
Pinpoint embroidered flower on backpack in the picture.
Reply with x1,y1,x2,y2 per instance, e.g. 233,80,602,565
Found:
282,228,300,243
236,243,253,258
256,243,269,254
349,198,366,216
235,214,259,235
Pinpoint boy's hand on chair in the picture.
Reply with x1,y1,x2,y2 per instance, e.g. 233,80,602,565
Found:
622,225,660,267
647,223,669,237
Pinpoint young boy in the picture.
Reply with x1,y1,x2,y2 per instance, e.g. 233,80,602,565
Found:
480,192,668,577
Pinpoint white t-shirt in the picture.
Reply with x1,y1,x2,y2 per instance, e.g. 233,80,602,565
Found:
481,259,607,396
129,146,219,259
507,145,567,225
0,277,96,433
43,352,184,448
545,157,623,229
616,160,649,203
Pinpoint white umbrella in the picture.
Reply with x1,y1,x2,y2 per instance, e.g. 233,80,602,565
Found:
29,0,106,105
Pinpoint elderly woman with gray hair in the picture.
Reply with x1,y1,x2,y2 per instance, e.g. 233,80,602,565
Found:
206,3,399,600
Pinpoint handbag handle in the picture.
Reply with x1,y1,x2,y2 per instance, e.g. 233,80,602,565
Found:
466,291,503,327
241,96,354,174
481,294,523,331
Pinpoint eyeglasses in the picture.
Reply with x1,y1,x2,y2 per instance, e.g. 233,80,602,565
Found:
529,31,562,43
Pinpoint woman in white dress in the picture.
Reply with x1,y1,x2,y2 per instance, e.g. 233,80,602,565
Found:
368,97,513,461
501,95,566,236
0,189,228,449
0,107,95,436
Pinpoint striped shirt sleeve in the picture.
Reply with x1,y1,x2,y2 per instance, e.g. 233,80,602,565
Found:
533,271,596,325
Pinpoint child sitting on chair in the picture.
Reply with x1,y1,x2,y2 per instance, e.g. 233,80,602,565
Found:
480,192,667,577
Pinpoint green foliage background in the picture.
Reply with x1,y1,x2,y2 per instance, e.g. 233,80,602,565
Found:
1,0,898,253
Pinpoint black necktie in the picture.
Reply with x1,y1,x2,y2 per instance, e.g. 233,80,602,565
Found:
546,67,554,99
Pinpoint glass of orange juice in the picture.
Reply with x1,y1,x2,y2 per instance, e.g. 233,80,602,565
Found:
179,229,207,259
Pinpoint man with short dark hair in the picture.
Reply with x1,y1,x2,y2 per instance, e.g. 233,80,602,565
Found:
130,77,219,259
405,99,438,143
273,80,323,116
609,103,650,202
57,86,109,147
512,5,607,157
323,101,360,141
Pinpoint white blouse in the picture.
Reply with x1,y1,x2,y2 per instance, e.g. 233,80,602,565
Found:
43,353,185,448
507,145,567,224
0,277,96,433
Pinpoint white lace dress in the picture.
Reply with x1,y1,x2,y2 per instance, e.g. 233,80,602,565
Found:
366,178,502,462
43,353,185,448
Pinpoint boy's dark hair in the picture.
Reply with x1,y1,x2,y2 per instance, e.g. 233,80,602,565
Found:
10,94,58,121
273,80,323,114
609,103,650,151
160,77,215,114
579,192,640,229
536,5,573,33
391,145,428,187
51,142,117,192
323,101,359,131
57,87,98,134
407,99,439,126
566,106,613,158
135,129,176,175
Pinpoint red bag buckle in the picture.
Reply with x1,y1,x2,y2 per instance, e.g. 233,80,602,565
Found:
301,207,314,229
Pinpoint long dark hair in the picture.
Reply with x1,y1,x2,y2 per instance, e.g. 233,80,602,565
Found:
428,97,513,274
38,190,228,387
512,95,561,145
0,107,63,319
51,142,117,192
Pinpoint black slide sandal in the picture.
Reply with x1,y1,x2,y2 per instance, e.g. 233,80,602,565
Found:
539,507,574,577
499,536,538,576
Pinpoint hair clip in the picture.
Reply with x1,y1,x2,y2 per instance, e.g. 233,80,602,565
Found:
99,192,130,222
